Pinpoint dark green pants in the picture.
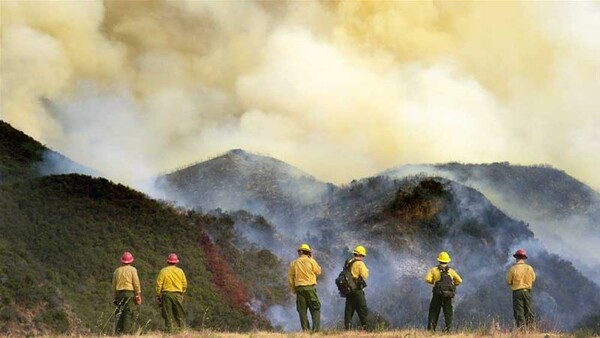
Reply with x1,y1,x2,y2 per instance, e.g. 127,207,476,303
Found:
513,289,534,328
161,292,186,332
115,290,135,335
344,289,369,330
295,285,321,332
427,292,453,332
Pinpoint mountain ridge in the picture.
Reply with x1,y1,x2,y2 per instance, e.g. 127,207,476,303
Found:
0,122,281,335
2,122,599,333
0,120,96,182
157,150,600,330
381,162,600,283
156,149,333,234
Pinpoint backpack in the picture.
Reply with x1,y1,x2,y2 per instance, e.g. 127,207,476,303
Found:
434,265,456,298
335,259,358,297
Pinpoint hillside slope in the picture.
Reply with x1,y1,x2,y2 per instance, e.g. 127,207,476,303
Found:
382,163,600,219
0,122,282,335
0,174,279,335
305,176,600,331
160,160,600,331
381,163,600,282
0,120,95,182
156,149,333,235
3,122,598,333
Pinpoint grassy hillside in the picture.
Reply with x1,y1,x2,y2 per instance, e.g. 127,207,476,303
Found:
0,174,274,335
32,329,586,338
0,120,288,335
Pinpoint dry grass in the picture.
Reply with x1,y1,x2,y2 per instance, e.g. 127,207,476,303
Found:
48,329,572,338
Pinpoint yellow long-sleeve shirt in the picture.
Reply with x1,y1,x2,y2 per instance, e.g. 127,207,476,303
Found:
424,265,462,286
350,259,369,280
156,265,187,294
113,265,141,296
506,261,536,291
288,255,322,292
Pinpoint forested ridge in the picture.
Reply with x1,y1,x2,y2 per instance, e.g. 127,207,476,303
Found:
0,121,284,335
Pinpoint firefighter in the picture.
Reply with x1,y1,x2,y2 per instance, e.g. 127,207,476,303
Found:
156,253,187,333
424,251,462,332
506,248,536,329
344,245,370,331
112,251,142,335
288,243,322,332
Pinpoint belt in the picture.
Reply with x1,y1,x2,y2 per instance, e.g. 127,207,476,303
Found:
162,291,183,294
295,285,316,291
513,288,531,292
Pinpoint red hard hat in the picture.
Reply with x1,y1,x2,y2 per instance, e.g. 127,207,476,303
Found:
167,253,179,264
121,251,134,264
513,249,528,259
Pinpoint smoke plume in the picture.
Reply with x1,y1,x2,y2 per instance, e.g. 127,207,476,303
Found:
1,1,599,188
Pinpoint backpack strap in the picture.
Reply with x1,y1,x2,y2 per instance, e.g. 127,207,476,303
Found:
345,258,366,289
438,264,450,273
344,258,357,271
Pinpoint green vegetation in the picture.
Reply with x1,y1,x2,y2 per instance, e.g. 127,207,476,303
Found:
0,120,47,182
200,212,290,311
0,174,274,335
0,121,287,335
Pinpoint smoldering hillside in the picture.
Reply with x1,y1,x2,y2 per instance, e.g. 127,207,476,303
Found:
156,150,600,331
157,149,333,239
382,163,600,284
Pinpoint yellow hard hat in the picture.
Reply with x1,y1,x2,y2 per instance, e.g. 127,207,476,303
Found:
298,243,311,252
352,245,367,257
437,251,451,263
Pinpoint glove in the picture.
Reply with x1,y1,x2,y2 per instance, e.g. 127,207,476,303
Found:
113,299,119,306
156,295,162,307
134,295,142,305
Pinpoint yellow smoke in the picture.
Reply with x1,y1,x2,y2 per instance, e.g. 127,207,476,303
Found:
1,0,599,188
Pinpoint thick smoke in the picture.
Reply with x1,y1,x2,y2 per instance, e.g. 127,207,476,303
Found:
1,1,599,189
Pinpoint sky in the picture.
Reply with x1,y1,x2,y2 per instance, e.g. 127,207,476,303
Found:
1,1,599,189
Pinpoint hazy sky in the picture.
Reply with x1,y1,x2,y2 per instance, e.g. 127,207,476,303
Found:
1,1,599,188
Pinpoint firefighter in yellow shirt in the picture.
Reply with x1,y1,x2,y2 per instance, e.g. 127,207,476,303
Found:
288,243,322,332
156,253,187,332
112,251,142,335
506,249,536,329
344,245,370,331
424,251,462,332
